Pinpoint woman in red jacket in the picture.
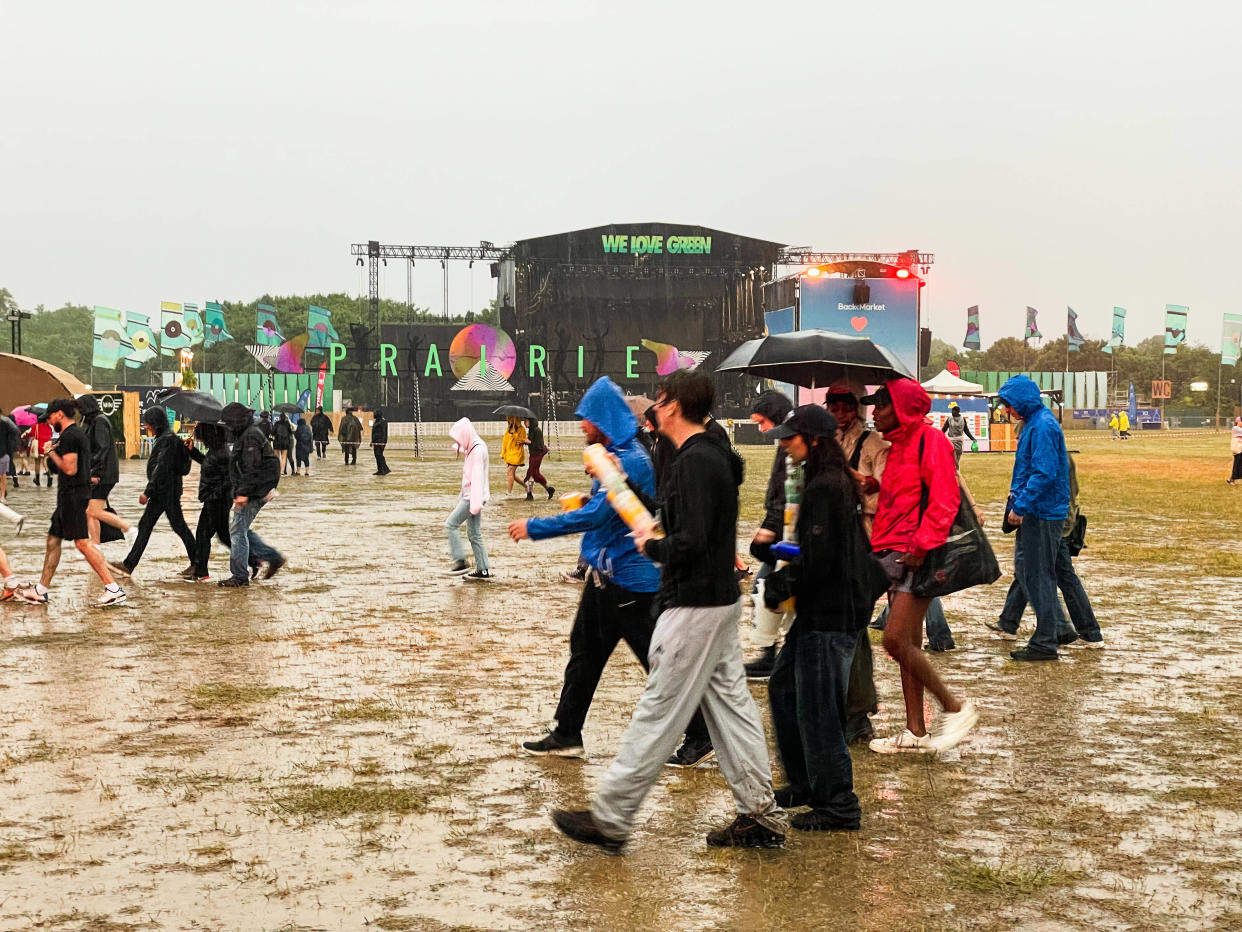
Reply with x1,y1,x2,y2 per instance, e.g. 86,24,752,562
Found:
864,378,978,755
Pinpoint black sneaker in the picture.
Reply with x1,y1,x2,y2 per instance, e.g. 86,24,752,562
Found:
744,645,776,680
1057,633,1081,647
705,815,785,849
521,732,585,758
262,556,287,580
217,576,249,588
1010,646,1058,662
525,492,534,501
926,641,956,652
773,785,810,808
666,740,714,768
985,621,1019,640
442,560,470,576
546,486,555,500
463,569,492,582
551,809,624,852
791,809,859,832
177,565,196,580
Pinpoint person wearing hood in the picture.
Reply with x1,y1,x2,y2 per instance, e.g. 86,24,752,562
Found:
996,374,1072,661
16,398,126,606
0,408,19,504
77,394,136,548
272,413,293,476
310,406,333,458
743,389,794,680
218,402,285,587
509,377,712,766
109,407,196,579
443,418,491,580
294,416,313,476
338,408,362,465
864,379,978,754
370,409,390,476
553,370,787,853
184,422,233,582
501,416,526,494
258,411,274,439
941,403,976,466
520,416,553,501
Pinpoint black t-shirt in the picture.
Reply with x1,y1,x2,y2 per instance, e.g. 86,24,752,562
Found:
54,422,91,497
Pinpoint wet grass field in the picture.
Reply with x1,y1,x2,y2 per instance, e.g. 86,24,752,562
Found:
1,431,1240,931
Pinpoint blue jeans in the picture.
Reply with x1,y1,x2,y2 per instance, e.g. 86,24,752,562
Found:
229,498,281,582
769,624,860,827
1012,518,1064,655
445,498,489,572
998,536,1100,641
871,597,954,650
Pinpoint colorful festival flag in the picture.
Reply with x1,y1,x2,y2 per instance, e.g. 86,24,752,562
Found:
182,302,205,347
1066,306,1085,352
159,301,192,356
256,304,284,346
203,302,233,348
1102,306,1126,354
305,304,339,356
91,306,131,370
1025,306,1042,340
1222,313,1242,366
123,312,158,368
963,306,981,350
1164,304,1188,355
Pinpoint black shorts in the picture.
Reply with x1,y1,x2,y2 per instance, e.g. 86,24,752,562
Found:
90,481,116,501
49,491,91,541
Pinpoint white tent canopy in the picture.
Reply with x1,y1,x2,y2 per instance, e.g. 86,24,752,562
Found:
921,368,984,394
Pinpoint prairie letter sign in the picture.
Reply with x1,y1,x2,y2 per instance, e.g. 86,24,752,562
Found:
600,234,712,255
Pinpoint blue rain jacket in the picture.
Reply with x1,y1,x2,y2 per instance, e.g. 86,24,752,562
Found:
997,375,1070,521
526,377,660,593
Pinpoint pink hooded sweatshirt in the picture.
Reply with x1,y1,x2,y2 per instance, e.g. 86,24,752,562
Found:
450,418,490,515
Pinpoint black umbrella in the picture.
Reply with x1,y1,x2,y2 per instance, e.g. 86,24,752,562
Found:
715,329,912,388
155,388,224,422
493,404,537,419
273,402,304,414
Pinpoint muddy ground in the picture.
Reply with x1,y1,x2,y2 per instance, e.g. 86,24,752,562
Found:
0,431,1239,931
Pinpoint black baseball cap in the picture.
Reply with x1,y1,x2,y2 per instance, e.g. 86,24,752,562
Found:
763,404,838,440
859,386,893,407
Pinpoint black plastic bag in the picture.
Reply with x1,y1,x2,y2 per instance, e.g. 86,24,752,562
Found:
911,483,1001,598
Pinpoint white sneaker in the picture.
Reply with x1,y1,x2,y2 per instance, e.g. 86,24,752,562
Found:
96,587,127,607
124,527,138,548
1064,638,1104,650
927,700,979,752
869,729,933,754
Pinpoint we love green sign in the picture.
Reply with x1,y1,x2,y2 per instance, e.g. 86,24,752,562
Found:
600,233,712,256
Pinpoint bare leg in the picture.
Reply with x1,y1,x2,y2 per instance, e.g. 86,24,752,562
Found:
39,536,63,588
86,498,130,544
74,538,115,586
0,547,12,579
881,591,962,737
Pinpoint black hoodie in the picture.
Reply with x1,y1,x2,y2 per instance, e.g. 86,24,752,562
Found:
222,403,280,499
633,428,745,607
77,395,120,485
143,417,189,499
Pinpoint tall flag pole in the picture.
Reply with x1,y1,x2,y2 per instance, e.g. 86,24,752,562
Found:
963,306,981,350
1163,304,1188,356
1102,306,1126,354
1025,306,1042,340
1220,313,1242,366
1067,306,1084,352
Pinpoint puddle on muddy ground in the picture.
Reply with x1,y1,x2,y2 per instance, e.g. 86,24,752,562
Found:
1,433,1240,930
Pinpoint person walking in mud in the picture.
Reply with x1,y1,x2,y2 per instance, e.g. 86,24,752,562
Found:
294,415,313,476
0,408,19,504
995,375,1072,661
273,413,293,476
15,399,126,606
218,402,285,587
520,416,554,501
501,415,526,495
77,394,137,549
338,407,362,465
310,406,333,459
1228,415,1242,485
863,380,977,754
108,407,197,580
509,376,713,768
370,409,390,475
941,403,976,466
552,370,787,852
183,422,233,582
443,418,491,581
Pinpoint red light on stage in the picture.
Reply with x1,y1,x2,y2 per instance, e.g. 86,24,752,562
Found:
895,267,911,279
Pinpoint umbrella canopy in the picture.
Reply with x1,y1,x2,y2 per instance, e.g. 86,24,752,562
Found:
715,329,912,388
273,402,304,414
920,368,984,394
155,388,224,423
10,405,38,427
493,404,536,419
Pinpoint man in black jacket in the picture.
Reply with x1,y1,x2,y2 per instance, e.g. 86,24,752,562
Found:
218,402,285,587
110,407,195,577
553,370,787,852
0,409,19,503
310,406,333,458
77,394,136,547
371,409,390,475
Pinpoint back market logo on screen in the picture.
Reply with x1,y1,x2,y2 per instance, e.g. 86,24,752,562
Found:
600,233,712,255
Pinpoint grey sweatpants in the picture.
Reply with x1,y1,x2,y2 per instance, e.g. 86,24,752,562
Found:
591,601,787,840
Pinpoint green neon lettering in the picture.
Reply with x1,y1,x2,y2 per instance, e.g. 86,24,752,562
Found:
424,343,442,377
626,345,639,379
330,342,347,376
577,345,584,378
529,344,546,378
379,343,397,377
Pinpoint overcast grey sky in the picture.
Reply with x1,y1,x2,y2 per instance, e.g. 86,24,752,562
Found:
3,0,1240,351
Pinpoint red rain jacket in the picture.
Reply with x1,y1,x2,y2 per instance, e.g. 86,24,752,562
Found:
870,378,961,559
